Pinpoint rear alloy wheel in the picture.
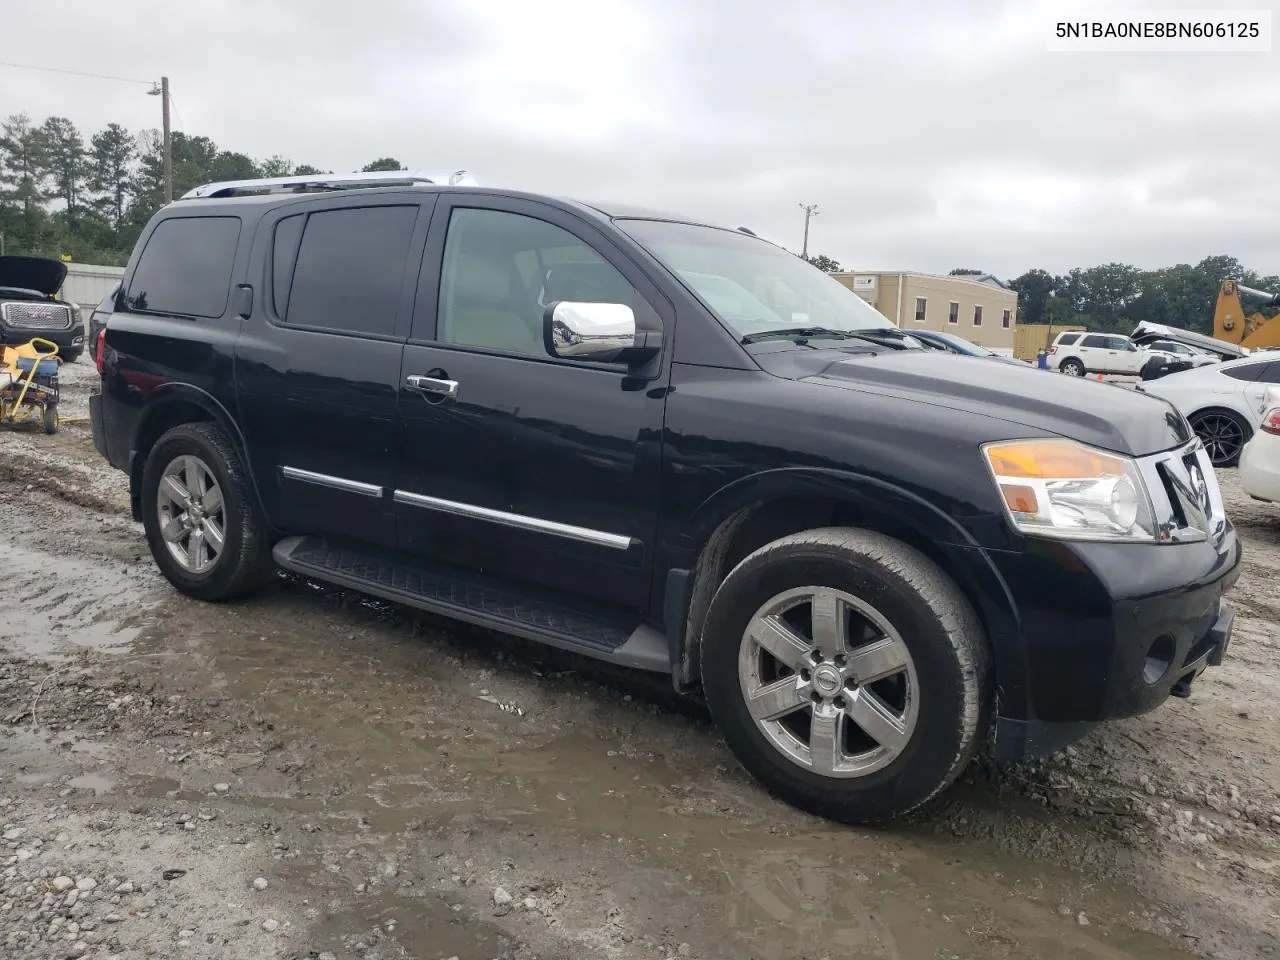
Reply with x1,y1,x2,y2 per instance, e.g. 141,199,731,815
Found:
141,422,275,601
1189,409,1250,468
700,528,991,824
1060,358,1085,376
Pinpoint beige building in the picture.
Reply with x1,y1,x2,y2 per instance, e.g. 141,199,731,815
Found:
832,272,1018,353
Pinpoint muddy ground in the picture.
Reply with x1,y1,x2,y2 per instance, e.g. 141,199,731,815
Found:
0,362,1276,960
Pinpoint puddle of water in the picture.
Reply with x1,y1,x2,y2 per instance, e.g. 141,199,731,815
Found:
304,887,516,960
0,544,165,659
66,771,115,795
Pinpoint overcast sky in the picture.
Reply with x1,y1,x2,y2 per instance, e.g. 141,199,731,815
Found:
4,0,1278,279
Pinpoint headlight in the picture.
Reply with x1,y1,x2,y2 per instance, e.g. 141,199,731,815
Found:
982,438,1157,542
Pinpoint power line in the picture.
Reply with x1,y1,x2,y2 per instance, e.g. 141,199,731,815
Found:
0,60,155,86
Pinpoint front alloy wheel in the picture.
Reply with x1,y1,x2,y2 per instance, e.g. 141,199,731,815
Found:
700,528,991,824
740,587,918,778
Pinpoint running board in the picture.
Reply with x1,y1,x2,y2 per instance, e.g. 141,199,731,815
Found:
272,536,671,673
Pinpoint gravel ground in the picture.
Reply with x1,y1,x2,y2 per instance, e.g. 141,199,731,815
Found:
0,361,1276,960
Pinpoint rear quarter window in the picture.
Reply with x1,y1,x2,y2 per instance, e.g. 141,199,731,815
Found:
1056,333,1080,345
125,216,241,318
1222,362,1272,383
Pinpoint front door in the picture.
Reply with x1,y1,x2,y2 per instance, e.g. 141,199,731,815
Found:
393,197,672,611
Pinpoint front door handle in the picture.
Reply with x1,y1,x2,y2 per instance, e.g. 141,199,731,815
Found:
405,374,459,399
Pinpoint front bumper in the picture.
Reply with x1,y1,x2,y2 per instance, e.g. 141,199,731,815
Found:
987,521,1242,762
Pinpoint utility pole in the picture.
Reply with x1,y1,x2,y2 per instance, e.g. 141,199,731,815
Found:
799,202,820,258
150,76,172,203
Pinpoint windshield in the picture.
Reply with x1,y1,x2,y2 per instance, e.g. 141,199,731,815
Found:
618,219,896,338
918,331,994,355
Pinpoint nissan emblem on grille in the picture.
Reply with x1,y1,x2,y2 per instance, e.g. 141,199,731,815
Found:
0,302,73,330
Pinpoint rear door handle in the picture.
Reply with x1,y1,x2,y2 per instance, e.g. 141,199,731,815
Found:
405,374,458,399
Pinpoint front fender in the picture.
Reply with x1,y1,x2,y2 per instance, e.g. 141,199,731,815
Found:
675,467,1030,721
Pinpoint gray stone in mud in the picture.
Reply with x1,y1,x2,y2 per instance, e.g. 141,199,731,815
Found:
493,886,513,907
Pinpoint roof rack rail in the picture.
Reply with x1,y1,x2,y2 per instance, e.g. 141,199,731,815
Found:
180,168,479,200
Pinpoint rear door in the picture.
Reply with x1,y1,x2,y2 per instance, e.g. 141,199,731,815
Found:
1076,333,1108,370
235,193,432,546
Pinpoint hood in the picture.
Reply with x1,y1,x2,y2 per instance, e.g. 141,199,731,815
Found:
755,347,1192,457
0,256,67,297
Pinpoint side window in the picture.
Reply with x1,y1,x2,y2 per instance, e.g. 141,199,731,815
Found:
126,216,241,317
947,301,959,324
1080,334,1107,348
1056,332,1080,345
1222,362,1269,383
283,205,418,337
272,214,305,317
1109,336,1135,351
437,207,640,358
914,297,926,323
972,305,983,326
1259,362,1280,384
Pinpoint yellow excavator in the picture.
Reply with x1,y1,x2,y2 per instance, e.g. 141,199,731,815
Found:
1213,279,1280,350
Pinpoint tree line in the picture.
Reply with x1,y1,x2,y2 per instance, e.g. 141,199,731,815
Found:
805,256,1278,337
0,111,407,266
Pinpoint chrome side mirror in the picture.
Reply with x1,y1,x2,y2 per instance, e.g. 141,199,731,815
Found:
544,301,645,362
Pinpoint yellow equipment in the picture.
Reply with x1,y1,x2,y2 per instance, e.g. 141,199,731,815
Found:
0,337,62,434
1213,279,1280,350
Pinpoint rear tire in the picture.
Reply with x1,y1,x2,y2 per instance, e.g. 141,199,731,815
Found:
1188,408,1251,467
700,528,991,824
141,422,275,602
1059,358,1085,376
42,405,58,435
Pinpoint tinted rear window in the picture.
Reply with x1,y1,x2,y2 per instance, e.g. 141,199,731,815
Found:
126,216,241,318
283,205,418,337
1056,332,1079,345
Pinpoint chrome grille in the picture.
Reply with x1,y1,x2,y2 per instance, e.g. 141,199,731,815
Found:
1,301,73,331
1136,439,1227,545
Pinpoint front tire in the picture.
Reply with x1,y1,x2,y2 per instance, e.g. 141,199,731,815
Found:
700,528,991,824
141,422,275,601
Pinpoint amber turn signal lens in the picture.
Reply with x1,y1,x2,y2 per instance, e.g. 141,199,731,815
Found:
986,439,1126,479
1000,483,1039,514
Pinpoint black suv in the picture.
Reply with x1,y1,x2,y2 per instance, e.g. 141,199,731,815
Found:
90,171,1241,823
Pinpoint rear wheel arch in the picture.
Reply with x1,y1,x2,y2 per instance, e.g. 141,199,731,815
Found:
675,474,1019,710
129,387,265,523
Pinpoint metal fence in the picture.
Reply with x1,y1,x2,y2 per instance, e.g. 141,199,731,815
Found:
59,263,126,311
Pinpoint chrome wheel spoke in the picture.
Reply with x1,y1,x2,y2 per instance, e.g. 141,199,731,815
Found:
201,486,223,515
160,517,186,543
747,616,812,671
746,677,808,722
845,688,909,752
845,636,909,685
807,705,842,775
160,475,189,504
809,589,846,660
203,518,225,554
186,529,206,571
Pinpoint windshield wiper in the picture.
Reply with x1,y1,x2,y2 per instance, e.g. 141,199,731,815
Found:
741,326,912,349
